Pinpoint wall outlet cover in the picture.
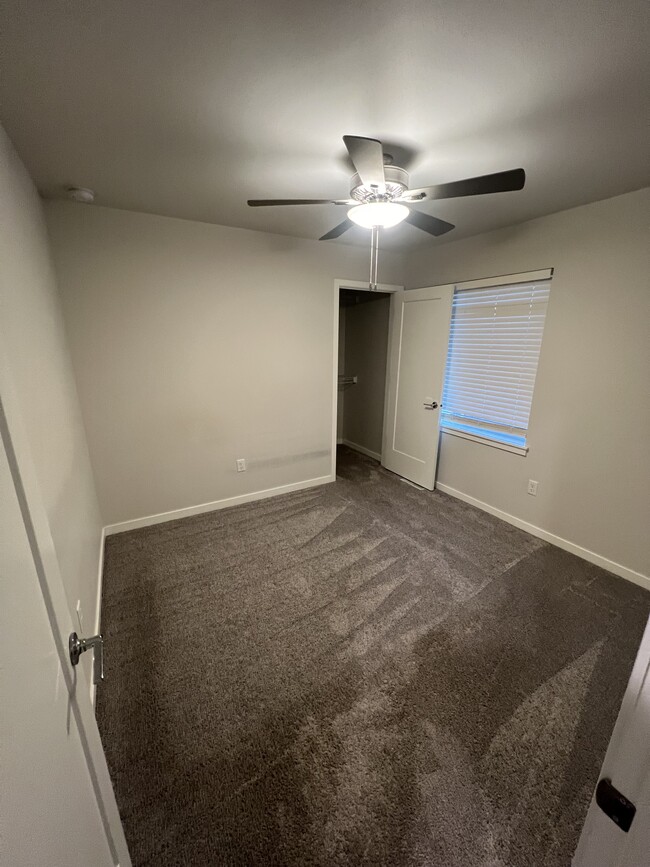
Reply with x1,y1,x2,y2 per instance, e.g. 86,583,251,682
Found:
236,458,246,472
527,479,539,496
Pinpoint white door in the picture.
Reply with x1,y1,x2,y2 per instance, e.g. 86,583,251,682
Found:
0,383,131,866
381,284,453,489
573,614,650,866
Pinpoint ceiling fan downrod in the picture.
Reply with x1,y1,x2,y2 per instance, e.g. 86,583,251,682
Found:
369,225,380,290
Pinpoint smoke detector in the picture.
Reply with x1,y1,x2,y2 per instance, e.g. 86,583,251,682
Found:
67,187,95,204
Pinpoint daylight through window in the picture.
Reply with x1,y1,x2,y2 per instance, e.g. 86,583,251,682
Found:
441,277,551,451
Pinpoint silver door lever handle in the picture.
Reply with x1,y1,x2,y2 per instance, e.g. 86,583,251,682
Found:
69,632,104,684
423,400,439,410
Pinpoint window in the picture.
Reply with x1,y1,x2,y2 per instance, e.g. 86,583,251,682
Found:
441,271,552,454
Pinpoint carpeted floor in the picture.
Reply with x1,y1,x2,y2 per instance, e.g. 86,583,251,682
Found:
97,446,650,867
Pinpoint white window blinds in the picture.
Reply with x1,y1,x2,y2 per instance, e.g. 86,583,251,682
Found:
441,278,551,449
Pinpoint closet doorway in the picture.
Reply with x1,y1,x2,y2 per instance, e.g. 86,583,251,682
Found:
334,280,400,475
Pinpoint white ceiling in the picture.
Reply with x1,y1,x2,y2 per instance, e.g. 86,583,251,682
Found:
2,0,649,249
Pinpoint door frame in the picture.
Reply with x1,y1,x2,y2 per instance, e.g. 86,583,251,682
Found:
0,354,131,866
331,278,403,479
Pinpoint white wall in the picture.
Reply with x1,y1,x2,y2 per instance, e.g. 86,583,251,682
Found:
45,202,403,527
0,126,104,630
342,295,390,457
405,188,650,582
40,187,650,583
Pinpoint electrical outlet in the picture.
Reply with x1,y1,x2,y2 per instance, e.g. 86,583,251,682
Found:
236,458,246,472
527,479,538,496
76,599,84,631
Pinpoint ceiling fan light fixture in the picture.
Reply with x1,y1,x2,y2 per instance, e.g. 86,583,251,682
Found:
347,202,409,229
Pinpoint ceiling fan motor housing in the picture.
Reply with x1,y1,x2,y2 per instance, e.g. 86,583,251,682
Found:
350,165,409,202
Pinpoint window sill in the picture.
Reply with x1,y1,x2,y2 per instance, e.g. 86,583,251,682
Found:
441,427,529,456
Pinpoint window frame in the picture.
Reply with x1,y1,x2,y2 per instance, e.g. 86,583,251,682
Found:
440,268,553,456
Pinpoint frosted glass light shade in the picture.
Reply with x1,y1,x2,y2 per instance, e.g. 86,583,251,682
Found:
347,202,409,229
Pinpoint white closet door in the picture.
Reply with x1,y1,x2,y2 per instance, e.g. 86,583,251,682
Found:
382,285,453,489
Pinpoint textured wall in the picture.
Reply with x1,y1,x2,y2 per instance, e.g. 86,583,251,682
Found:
405,188,650,579
0,125,104,630
40,182,650,580
46,202,404,525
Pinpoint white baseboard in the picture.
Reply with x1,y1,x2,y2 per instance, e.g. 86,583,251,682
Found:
104,474,335,536
435,482,650,593
341,439,382,463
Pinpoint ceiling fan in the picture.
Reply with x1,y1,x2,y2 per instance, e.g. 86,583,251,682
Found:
248,135,525,287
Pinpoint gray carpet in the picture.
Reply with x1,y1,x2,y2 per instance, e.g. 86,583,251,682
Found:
97,446,649,867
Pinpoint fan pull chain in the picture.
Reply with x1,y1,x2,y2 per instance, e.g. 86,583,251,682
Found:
369,225,380,290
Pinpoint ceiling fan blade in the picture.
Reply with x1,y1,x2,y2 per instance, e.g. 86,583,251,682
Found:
248,198,351,207
319,219,354,241
343,136,386,189
405,210,455,237
402,168,526,202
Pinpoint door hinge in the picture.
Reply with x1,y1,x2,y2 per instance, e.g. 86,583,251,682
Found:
595,778,635,832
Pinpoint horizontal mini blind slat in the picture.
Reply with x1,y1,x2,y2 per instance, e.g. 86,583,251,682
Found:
441,279,550,443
